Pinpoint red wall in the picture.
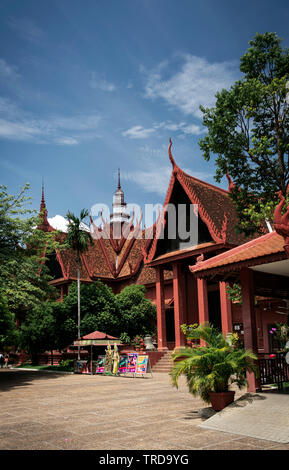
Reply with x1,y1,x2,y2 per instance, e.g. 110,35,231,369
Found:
232,300,287,354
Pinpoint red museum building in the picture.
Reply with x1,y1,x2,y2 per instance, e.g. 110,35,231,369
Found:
39,140,289,390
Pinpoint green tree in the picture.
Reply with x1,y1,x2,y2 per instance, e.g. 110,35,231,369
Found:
62,281,119,337
0,184,58,326
65,210,93,359
0,291,18,351
51,300,78,352
19,302,56,364
199,32,289,235
115,284,156,340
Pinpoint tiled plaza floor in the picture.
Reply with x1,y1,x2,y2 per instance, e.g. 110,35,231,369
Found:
200,392,289,445
0,369,288,450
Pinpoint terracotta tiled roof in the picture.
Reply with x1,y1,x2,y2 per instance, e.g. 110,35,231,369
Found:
190,231,285,276
82,331,118,340
55,227,153,283
144,140,258,264
179,170,249,246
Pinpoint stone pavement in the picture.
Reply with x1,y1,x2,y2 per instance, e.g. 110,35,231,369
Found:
0,369,288,450
200,392,289,444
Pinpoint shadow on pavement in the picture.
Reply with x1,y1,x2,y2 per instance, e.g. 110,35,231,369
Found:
0,369,70,392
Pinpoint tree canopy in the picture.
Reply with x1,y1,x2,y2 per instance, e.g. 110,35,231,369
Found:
0,184,59,349
199,32,289,235
116,284,156,339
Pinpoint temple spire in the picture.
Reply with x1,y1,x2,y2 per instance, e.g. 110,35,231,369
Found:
118,168,121,190
40,178,46,212
38,181,52,232
110,169,129,224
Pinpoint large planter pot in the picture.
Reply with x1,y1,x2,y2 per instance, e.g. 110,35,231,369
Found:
209,391,235,411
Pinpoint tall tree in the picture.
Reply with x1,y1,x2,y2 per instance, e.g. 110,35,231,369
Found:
19,301,56,364
62,281,118,337
65,209,93,359
0,184,58,333
115,285,156,340
199,32,289,235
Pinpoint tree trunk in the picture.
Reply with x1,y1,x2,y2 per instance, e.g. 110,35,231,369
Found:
77,265,81,361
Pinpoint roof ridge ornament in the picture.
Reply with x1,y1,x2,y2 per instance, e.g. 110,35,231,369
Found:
226,173,235,192
168,138,178,174
274,190,289,257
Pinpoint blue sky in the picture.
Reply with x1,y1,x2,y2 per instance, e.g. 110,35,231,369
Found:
1,0,289,225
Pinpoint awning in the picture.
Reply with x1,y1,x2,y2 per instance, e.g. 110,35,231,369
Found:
73,339,122,346
73,330,121,347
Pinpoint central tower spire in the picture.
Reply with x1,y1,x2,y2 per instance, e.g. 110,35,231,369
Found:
117,168,121,190
37,181,53,232
110,169,130,224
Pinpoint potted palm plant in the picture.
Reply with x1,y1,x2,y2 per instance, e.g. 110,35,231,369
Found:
170,323,257,411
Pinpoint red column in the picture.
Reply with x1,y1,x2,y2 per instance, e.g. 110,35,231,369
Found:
156,267,168,351
186,273,198,325
197,278,209,346
173,263,186,349
240,267,260,392
219,281,233,337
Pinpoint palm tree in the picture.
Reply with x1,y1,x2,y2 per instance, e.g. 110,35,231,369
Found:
66,209,93,360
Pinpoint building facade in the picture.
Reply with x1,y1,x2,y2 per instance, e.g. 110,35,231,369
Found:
39,141,287,365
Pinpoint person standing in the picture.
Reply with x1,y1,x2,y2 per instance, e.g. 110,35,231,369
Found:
0,353,4,368
4,355,9,368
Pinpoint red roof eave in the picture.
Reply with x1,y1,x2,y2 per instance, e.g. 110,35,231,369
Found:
147,242,233,267
190,231,286,277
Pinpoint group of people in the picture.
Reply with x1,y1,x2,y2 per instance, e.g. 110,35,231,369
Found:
0,353,9,368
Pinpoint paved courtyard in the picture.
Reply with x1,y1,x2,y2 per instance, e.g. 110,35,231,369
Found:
0,369,288,450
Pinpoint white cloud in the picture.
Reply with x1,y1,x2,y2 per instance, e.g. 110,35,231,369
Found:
144,54,237,118
122,165,172,196
7,17,44,44
121,142,215,196
122,125,156,139
0,119,43,141
54,136,79,146
90,73,116,92
48,215,69,233
0,58,19,80
48,215,90,232
155,120,204,135
181,124,204,135
0,97,101,145
122,120,204,140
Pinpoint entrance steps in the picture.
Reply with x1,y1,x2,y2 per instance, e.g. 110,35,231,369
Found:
151,351,173,373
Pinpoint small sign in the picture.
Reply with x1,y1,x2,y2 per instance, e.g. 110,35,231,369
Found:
135,355,149,374
117,356,128,374
127,353,138,373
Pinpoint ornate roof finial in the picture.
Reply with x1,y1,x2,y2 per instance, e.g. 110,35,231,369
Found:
168,138,177,172
274,190,289,257
226,173,235,192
